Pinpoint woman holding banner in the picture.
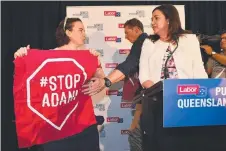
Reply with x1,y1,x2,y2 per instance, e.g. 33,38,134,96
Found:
14,17,105,151
139,4,208,151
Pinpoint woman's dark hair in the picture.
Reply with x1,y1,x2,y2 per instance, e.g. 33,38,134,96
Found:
55,18,82,46
149,4,192,42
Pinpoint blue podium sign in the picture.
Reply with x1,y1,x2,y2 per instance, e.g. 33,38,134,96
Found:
163,78,226,127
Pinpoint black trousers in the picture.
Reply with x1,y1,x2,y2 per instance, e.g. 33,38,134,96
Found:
141,92,226,151
32,124,100,151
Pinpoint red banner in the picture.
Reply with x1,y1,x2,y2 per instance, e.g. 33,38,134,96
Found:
13,49,98,148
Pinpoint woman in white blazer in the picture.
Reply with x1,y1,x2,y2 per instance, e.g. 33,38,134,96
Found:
139,5,208,88
139,4,208,151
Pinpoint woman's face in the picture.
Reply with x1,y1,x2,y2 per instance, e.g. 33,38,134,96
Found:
67,21,86,46
151,9,169,36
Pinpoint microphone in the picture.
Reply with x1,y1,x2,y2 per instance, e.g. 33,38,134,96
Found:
163,35,179,79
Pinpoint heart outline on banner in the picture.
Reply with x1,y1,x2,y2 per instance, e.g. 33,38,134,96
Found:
26,58,87,130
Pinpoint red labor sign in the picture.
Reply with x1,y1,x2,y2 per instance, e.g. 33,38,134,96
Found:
13,50,98,148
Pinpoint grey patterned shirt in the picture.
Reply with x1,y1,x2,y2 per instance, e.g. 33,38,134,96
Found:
207,52,226,78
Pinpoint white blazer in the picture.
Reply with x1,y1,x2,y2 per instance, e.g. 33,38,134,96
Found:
139,34,208,85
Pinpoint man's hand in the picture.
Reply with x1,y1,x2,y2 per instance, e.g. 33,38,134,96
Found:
82,77,106,96
201,45,213,55
129,109,141,131
129,118,140,131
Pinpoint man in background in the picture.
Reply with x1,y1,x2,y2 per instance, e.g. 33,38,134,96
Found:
83,18,148,151
201,30,226,78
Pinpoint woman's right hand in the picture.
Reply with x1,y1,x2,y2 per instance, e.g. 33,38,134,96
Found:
88,49,101,56
14,45,30,59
